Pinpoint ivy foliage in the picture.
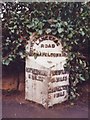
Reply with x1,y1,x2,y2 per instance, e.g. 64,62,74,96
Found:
1,2,90,99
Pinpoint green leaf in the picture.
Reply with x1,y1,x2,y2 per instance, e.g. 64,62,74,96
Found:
11,30,14,33
56,22,62,27
58,28,64,33
38,30,43,35
74,40,78,45
80,76,85,81
28,32,32,35
8,27,13,30
52,31,57,35
64,21,68,26
46,28,51,34
3,59,10,66
83,61,86,67
26,24,32,28
13,25,17,29
81,31,85,36
79,59,83,64
68,33,73,38
50,24,56,27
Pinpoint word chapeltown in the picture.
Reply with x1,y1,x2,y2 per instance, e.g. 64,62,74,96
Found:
29,51,67,57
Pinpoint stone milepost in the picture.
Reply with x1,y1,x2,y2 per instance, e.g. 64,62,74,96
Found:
25,35,69,108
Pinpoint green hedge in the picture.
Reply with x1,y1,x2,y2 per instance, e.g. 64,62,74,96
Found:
1,2,90,99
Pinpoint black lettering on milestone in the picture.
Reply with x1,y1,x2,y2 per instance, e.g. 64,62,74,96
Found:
58,86,62,91
28,74,31,79
52,44,55,48
26,68,30,72
48,44,51,48
26,68,47,76
41,44,44,48
63,76,67,81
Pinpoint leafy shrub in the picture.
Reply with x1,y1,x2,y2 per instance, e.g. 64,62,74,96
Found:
1,2,90,99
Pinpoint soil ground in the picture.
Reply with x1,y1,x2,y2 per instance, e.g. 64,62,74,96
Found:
2,81,89,118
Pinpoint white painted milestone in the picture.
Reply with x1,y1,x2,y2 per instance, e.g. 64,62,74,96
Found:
25,35,69,108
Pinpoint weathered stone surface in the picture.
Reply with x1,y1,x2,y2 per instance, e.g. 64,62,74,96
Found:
25,35,69,108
